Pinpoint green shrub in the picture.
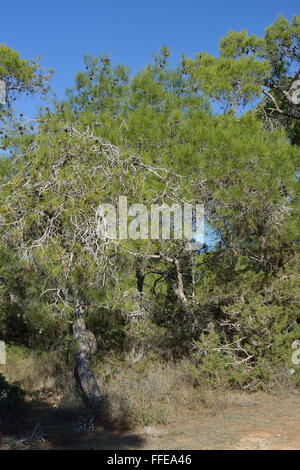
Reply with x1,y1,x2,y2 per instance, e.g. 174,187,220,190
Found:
0,373,26,411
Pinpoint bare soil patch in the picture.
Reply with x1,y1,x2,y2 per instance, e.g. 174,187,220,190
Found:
0,392,299,450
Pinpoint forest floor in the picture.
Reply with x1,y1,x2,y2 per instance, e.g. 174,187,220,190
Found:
0,391,299,450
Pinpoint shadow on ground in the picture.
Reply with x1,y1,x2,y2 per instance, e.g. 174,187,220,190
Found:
1,386,299,450
0,389,145,450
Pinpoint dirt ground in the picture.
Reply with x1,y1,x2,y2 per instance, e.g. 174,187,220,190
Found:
0,392,299,450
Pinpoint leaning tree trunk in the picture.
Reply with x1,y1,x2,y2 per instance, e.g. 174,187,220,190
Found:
72,300,104,411
148,252,187,306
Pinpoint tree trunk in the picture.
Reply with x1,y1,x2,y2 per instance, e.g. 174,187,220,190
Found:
149,252,187,306
136,264,145,293
72,300,104,410
172,257,187,306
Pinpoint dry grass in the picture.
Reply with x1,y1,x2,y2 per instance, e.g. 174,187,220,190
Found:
96,359,230,427
1,346,298,432
1,347,299,450
1,348,200,428
1,345,78,407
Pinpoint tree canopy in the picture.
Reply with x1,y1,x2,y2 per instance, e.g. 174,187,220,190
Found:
0,16,299,405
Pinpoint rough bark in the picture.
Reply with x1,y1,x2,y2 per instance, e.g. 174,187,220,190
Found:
72,300,104,410
172,257,187,306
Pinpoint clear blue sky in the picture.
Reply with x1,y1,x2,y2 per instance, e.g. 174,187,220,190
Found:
1,0,299,116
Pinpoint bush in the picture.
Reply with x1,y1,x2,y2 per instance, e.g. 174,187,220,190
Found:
0,373,26,411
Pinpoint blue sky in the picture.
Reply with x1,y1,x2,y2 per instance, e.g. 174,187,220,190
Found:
1,0,299,116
